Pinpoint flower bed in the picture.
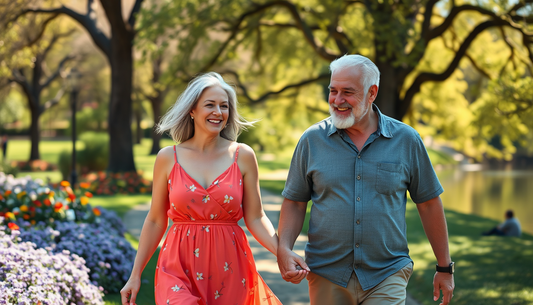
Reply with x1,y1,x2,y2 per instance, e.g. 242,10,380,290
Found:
0,172,136,296
80,171,152,195
0,226,104,305
10,160,58,172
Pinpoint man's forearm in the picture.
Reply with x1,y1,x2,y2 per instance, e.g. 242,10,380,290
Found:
416,196,451,265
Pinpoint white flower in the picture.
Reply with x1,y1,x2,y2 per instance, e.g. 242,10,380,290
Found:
242,278,246,287
194,248,199,257
187,229,190,236
171,285,181,292
215,291,221,299
210,214,217,220
202,194,210,203
189,184,197,192
224,262,229,271
197,272,203,280
224,195,233,203
66,210,76,221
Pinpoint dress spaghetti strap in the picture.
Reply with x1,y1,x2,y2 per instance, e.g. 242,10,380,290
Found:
173,145,178,163
234,144,240,162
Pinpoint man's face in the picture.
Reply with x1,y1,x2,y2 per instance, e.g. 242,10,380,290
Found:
328,68,371,129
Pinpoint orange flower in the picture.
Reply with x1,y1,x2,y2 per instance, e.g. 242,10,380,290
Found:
93,207,101,216
49,191,55,197
0,194,3,200
80,182,90,189
4,190,12,196
60,181,70,187
8,223,19,230
30,220,36,225
23,214,30,220
5,212,15,220
84,191,93,198
20,205,28,212
80,196,90,205
54,202,63,212
43,198,51,206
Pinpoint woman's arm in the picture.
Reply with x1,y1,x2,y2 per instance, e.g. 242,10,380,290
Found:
120,147,173,305
238,144,279,256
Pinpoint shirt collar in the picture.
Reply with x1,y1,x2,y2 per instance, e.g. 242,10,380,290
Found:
326,104,393,138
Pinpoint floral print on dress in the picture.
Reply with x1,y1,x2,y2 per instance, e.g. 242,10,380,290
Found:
155,145,281,304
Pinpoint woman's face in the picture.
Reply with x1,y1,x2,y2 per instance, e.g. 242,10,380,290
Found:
190,86,230,136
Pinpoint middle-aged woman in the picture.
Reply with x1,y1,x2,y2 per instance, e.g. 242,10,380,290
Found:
120,72,282,305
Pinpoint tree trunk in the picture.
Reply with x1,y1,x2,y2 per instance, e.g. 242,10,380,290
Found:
149,94,163,155
29,106,41,161
107,36,136,172
135,106,142,144
374,60,402,120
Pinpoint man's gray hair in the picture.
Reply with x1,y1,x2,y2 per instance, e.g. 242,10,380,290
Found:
330,54,381,93
156,72,253,143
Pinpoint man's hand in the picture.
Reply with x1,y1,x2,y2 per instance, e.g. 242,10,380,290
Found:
433,272,454,305
277,247,310,284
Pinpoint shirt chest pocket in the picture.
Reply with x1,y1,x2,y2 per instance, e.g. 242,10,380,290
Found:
376,162,402,195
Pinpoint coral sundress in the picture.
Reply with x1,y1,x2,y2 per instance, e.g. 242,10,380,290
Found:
154,145,282,305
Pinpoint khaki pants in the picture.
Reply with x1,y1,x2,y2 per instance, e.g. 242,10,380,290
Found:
308,263,413,305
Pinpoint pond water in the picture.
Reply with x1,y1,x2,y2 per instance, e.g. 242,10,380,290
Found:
436,168,533,235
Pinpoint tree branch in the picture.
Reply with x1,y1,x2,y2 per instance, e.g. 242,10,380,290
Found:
221,70,330,104
14,6,111,57
41,55,75,89
402,19,508,117
41,87,65,113
128,0,145,29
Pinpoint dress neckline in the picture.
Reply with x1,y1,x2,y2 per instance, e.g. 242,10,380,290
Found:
176,161,238,191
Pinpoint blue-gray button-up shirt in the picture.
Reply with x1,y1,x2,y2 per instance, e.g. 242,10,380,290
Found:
282,105,444,290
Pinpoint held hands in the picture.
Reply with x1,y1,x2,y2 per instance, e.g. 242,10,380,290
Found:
120,277,141,305
433,272,455,305
277,247,310,284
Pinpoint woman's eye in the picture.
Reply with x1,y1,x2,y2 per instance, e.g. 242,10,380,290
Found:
221,105,229,109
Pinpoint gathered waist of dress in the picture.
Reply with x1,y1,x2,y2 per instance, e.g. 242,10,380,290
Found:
171,219,239,225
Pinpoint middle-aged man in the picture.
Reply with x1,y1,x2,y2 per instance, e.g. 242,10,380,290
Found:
277,54,455,305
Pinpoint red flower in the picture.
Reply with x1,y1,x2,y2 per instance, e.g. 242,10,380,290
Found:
43,198,51,206
8,223,19,230
33,200,42,207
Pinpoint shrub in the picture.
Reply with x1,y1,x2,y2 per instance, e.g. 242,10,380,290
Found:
0,225,104,305
77,132,108,173
9,160,58,172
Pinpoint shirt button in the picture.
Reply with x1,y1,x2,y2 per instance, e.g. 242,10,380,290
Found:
356,219,360,225
355,243,360,248
357,155,361,159
356,197,361,201
357,175,361,180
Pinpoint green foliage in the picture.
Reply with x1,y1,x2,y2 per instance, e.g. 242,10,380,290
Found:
77,132,109,173
469,76,533,160
57,150,71,181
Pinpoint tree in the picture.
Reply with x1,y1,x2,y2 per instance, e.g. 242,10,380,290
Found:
153,0,532,118
0,8,76,161
9,0,145,172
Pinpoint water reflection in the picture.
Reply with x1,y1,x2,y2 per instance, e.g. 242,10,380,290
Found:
437,168,533,235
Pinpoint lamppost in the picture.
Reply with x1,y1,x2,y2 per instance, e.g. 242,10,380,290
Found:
67,68,81,187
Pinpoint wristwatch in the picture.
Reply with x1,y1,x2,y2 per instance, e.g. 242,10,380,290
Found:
436,262,455,274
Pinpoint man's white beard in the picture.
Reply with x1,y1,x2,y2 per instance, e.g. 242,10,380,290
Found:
329,107,355,129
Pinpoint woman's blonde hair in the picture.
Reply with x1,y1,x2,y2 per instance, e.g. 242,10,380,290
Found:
156,72,254,143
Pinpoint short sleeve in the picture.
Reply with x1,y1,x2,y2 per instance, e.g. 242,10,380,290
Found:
408,132,444,203
282,136,313,202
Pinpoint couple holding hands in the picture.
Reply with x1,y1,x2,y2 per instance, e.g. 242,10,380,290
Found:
120,54,455,305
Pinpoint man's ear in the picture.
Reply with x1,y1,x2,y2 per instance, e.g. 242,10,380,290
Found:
367,85,379,103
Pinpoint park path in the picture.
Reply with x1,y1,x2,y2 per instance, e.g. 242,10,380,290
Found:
124,188,422,305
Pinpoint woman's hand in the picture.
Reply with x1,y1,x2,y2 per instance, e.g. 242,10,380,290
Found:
120,277,141,305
